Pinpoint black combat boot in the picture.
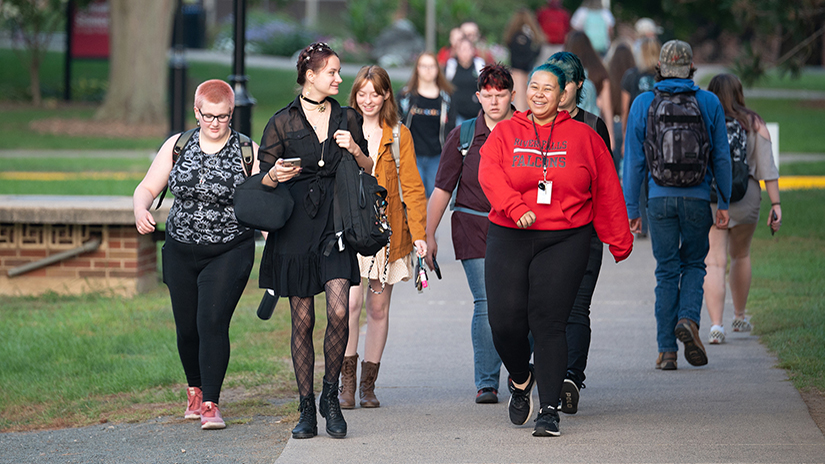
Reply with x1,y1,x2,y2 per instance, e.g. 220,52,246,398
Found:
291,393,317,439
319,379,347,438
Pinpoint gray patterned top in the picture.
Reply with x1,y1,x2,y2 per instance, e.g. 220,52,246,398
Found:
166,129,251,244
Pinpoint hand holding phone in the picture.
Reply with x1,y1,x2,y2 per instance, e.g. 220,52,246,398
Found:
770,210,778,236
282,157,302,168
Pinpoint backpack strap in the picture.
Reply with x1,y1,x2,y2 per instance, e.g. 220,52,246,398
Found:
390,123,405,207
582,110,599,132
449,118,488,217
154,128,197,210
237,132,254,177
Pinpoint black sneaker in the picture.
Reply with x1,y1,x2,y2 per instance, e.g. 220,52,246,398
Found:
533,406,560,437
507,364,535,425
475,387,498,404
559,378,580,415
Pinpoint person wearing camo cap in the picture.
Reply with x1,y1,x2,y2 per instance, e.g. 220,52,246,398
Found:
623,40,732,371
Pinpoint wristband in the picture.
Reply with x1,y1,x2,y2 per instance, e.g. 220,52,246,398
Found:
771,202,780,206
268,169,277,182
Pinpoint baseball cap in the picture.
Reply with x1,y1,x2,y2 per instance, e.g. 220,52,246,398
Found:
659,40,693,79
635,18,663,36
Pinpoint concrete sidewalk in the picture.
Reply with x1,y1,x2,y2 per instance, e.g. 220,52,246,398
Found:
275,221,825,463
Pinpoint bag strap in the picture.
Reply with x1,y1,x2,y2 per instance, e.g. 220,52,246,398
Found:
154,128,197,210
449,118,487,217
326,106,353,257
391,123,405,206
238,132,254,177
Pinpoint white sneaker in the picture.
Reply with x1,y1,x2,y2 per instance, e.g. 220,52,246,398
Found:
732,317,753,332
708,326,725,344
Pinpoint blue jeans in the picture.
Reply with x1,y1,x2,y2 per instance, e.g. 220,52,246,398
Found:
461,258,502,391
647,197,713,353
417,155,440,197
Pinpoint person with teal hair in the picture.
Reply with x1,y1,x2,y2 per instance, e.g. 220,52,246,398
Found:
545,50,613,417
479,58,632,437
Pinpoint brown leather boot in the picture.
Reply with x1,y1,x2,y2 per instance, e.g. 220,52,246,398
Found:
359,361,381,408
338,354,358,409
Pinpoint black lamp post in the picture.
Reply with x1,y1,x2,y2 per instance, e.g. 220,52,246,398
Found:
169,0,187,135
229,0,256,138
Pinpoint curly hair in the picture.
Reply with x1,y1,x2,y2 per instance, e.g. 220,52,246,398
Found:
296,42,339,86
477,63,514,92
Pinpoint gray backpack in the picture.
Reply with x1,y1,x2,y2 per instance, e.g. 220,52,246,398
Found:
644,89,711,188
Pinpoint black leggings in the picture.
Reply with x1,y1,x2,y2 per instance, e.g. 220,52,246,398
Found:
485,223,592,408
162,236,254,404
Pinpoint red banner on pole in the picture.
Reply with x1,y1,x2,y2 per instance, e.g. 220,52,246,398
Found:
70,0,109,59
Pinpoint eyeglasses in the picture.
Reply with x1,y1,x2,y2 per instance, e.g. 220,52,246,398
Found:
198,110,231,123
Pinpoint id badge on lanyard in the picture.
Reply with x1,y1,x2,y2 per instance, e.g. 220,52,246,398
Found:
532,115,556,205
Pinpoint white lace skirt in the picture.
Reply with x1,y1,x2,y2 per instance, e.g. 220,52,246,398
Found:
357,247,414,285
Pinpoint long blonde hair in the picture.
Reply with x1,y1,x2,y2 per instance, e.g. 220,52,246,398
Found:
349,65,399,128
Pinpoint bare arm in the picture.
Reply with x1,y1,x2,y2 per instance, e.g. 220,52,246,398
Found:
424,187,452,270
133,135,178,234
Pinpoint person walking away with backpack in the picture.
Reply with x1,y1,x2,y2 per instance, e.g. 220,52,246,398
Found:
133,79,260,430
480,62,632,437
339,66,428,409
546,51,612,415
570,0,614,57
623,40,732,371
258,42,374,439
425,64,516,406
398,52,457,197
504,9,546,112
536,0,570,61
445,38,486,125
702,73,782,344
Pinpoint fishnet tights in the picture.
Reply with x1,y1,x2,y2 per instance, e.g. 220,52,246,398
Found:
290,278,351,396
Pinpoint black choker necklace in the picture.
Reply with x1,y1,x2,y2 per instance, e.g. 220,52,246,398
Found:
301,94,327,113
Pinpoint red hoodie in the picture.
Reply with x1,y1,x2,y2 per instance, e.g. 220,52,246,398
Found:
479,110,632,262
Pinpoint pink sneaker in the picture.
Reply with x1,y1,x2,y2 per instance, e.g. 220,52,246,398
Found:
185,387,202,420
200,401,226,430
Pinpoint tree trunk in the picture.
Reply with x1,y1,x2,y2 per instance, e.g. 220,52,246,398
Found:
95,0,175,124
28,54,42,107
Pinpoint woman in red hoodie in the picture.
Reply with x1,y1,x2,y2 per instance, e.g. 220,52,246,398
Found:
479,62,632,437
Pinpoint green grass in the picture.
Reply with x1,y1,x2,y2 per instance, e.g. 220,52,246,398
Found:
747,70,825,91
746,189,825,392
0,273,330,431
747,98,825,154
778,161,825,176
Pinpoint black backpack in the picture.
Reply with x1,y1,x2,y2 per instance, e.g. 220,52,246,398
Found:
644,89,711,188
711,117,749,203
325,107,391,257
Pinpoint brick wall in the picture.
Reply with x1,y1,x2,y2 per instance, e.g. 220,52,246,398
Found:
0,223,159,296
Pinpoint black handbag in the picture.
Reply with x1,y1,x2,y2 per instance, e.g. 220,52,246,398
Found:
234,172,295,231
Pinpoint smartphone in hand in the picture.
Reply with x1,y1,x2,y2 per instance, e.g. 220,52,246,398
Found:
282,157,302,168
770,210,778,236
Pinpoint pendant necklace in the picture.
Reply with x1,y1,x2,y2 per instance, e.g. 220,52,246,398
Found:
318,139,326,167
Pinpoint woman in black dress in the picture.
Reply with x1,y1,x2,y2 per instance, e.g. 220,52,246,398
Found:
258,42,373,439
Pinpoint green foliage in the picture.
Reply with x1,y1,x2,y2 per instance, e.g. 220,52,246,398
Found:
345,0,398,44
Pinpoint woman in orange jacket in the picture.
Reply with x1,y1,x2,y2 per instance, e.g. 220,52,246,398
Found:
339,65,428,409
